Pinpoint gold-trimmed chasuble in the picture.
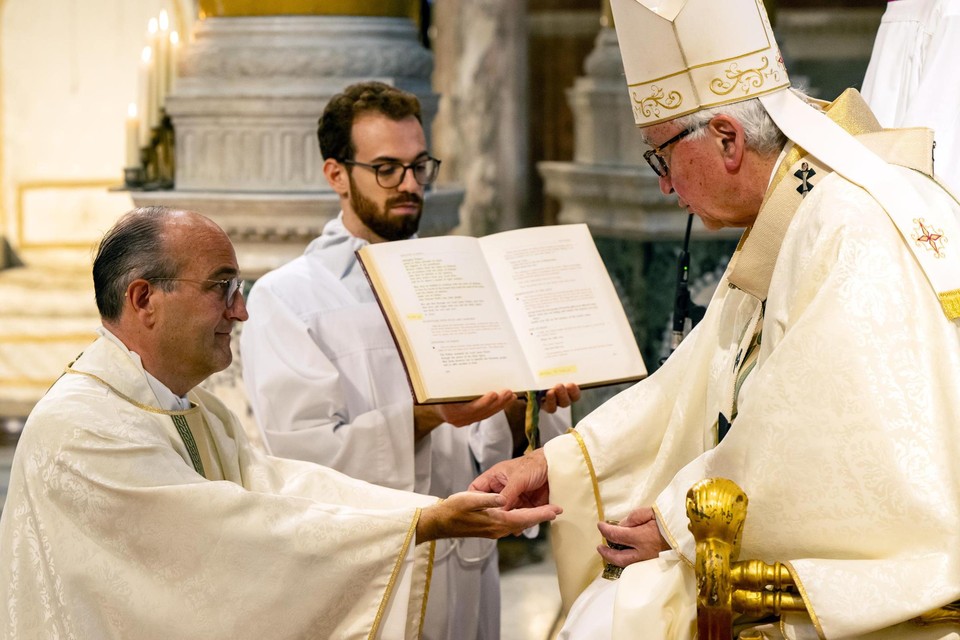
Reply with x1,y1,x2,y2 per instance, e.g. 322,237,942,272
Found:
172,410,225,481
63,366,225,481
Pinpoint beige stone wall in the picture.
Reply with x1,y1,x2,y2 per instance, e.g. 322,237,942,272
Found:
0,0,195,269
0,0,195,417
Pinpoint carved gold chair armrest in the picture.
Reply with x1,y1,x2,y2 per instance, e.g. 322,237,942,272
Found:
686,478,807,640
916,603,960,626
686,478,960,639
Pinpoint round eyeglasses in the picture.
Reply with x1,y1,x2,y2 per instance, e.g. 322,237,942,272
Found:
151,276,246,307
341,157,441,189
643,123,706,178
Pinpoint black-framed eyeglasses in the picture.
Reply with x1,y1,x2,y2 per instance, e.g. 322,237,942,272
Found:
341,157,441,189
643,123,706,178
152,277,246,307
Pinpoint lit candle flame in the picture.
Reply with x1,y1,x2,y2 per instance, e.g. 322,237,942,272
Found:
141,45,152,63
159,10,169,31
128,102,138,118
148,17,158,34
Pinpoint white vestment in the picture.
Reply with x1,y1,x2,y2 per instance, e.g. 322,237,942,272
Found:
861,0,960,195
0,336,439,639
240,214,569,640
547,94,960,639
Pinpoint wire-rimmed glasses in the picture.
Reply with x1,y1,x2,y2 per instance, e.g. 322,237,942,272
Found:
643,123,706,177
151,277,246,307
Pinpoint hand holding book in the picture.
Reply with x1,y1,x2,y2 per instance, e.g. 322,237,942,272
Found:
413,383,581,446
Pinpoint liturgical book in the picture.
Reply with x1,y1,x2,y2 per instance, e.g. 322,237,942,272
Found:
356,223,647,404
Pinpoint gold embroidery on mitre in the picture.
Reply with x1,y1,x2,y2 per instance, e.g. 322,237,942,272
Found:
632,84,683,120
914,218,948,258
710,56,779,96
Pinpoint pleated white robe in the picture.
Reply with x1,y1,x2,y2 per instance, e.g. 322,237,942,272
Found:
861,0,960,195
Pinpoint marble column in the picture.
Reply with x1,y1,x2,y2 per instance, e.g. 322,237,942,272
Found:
431,0,530,236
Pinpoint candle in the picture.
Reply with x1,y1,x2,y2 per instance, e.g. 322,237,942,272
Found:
147,17,162,123
125,102,140,168
168,31,180,97
139,44,156,138
156,11,169,110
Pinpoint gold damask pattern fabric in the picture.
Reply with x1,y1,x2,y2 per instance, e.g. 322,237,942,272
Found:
0,337,436,639
546,134,960,637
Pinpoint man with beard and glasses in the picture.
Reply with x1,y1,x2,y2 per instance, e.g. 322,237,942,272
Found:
240,82,579,640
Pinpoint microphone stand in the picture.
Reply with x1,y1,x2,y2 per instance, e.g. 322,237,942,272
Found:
670,213,695,352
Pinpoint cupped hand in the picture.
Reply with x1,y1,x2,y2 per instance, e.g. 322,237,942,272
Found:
417,491,562,543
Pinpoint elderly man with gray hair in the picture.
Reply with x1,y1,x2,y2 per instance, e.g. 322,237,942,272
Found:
472,1,960,638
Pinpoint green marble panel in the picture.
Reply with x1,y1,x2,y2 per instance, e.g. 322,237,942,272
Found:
572,235,739,422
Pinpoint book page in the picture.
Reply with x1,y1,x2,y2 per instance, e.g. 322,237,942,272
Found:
479,224,646,388
359,236,533,402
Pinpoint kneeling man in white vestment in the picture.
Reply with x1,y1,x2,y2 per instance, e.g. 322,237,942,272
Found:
0,206,562,640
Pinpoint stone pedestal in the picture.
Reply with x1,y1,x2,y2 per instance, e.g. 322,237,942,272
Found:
130,187,463,278
134,14,463,277
169,16,437,192
539,27,737,242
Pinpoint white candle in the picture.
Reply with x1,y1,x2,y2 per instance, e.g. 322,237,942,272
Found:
147,18,160,127
147,18,162,119
139,45,156,137
168,31,180,97
125,102,140,168
155,11,169,110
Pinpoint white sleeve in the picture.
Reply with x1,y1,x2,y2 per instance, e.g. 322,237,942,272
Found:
905,4,960,194
240,283,420,492
467,412,513,473
539,405,572,444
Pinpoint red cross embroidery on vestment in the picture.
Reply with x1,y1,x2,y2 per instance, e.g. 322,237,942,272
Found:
914,218,947,258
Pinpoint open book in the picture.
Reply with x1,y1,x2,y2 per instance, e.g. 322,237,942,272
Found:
357,223,647,404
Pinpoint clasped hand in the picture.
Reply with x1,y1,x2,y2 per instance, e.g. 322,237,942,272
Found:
469,448,550,509
597,507,670,568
